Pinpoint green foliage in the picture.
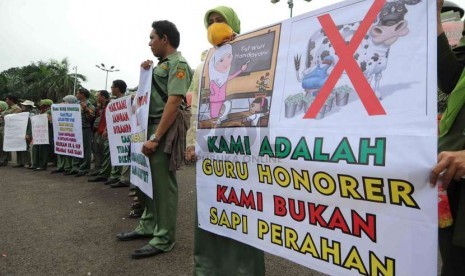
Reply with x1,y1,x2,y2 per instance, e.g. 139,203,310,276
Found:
334,85,352,95
0,58,87,103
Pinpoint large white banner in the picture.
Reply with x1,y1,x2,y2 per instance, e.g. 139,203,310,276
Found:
51,104,83,158
106,96,132,166
3,112,29,151
196,0,437,275
130,66,153,198
31,114,49,145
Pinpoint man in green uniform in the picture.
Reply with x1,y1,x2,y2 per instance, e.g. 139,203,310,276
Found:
31,99,54,171
66,88,95,177
0,95,22,166
116,20,192,259
185,6,266,276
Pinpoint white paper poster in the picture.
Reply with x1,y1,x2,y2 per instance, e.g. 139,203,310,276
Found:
3,112,29,151
195,0,438,275
130,66,153,198
31,114,49,145
106,96,132,166
51,104,84,158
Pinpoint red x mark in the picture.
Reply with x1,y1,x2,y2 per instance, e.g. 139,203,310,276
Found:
304,0,387,119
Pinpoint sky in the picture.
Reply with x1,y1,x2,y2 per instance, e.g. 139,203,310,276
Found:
0,0,463,91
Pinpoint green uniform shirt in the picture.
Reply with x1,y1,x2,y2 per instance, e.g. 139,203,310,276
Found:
80,100,95,128
149,51,192,119
2,104,22,116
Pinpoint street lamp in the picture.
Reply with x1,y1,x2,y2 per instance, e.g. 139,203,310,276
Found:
72,66,77,95
271,0,312,18
95,63,120,90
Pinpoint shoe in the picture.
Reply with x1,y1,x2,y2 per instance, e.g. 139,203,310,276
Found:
128,191,137,197
50,169,64,174
131,244,165,259
116,231,152,241
12,164,24,168
64,170,78,175
129,208,143,218
88,176,108,182
34,168,46,171
110,181,130,188
133,196,139,202
86,171,99,177
75,171,87,177
28,166,37,170
104,178,119,185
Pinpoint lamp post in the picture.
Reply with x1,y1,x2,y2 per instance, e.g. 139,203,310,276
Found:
72,66,77,95
271,0,312,18
95,63,120,90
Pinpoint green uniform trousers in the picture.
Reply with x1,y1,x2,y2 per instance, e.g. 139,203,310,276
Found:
16,141,31,166
0,126,8,165
72,127,92,173
91,132,104,173
134,124,178,251
57,154,72,171
96,138,123,179
193,212,265,276
32,144,50,169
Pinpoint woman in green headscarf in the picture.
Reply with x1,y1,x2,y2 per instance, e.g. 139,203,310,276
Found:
432,0,465,274
189,6,265,276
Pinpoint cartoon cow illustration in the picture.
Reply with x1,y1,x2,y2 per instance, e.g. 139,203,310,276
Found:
294,0,422,100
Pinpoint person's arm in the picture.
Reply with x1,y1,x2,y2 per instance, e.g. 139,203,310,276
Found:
185,64,202,161
431,150,465,188
142,95,182,155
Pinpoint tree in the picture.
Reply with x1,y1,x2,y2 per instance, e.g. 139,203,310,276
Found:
38,58,86,101
0,58,87,103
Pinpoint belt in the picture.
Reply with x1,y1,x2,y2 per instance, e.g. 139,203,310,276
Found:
148,117,161,124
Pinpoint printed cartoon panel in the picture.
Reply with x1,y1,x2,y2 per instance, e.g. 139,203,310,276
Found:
280,0,426,122
198,24,281,129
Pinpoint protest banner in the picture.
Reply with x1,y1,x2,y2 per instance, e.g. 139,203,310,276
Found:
130,66,153,198
195,0,437,275
31,114,49,145
3,112,29,151
51,104,83,158
106,96,132,166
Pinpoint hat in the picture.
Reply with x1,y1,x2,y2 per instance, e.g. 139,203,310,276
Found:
62,95,78,104
21,100,36,107
0,101,7,111
39,99,54,106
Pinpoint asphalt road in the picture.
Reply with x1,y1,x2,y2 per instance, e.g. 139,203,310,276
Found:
0,162,325,276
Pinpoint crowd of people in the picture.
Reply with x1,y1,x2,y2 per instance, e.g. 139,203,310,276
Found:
1,1,465,275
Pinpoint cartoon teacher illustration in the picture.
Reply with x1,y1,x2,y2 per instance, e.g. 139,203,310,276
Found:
209,44,250,123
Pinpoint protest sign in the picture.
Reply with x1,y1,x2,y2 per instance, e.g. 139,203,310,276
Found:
51,104,83,158
3,112,29,151
31,114,49,145
106,96,132,166
196,0,437,275
130,66,153,198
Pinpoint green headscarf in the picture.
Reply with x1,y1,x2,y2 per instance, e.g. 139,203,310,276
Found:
0,101,7,112
439,37,465,137
204,6,241,34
